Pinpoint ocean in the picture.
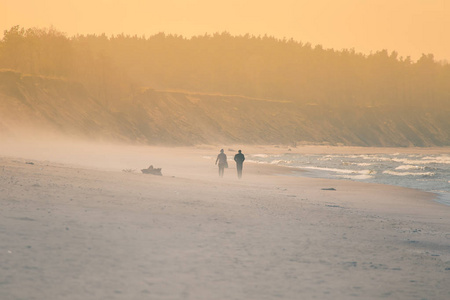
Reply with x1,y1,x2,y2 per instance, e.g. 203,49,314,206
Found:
248,152,450,206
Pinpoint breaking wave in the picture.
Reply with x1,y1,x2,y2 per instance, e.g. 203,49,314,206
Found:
248,151,450,206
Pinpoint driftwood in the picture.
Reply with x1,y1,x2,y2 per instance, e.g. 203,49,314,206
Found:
141,165,162,176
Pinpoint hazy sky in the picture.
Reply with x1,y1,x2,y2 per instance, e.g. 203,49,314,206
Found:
1,0,449,61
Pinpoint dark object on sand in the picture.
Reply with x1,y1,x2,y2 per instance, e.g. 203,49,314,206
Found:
321,188,336,191
25,162,34,165
141,165,162,176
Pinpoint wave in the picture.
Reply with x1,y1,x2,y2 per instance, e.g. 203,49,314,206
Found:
335,174,374,180
252,154,269,158
392,156,450,165
269,159,293,165
395,165,425,171
383,170,435,176
318,157,333,161
422,155,450,164
361,155,392,162
336,154,450,165
245,159,267,164
247,153,449,207
303,166,376,175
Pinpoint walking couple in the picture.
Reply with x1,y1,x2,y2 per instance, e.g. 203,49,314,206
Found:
215,149,245,178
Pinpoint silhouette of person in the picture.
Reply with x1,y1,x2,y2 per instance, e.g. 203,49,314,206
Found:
234,150,245,179
215,149,228,177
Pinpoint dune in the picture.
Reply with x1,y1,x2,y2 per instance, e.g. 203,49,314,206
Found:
1,142,449,299
2,70,450,147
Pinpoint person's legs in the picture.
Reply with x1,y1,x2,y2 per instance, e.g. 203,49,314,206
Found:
219,165,224,177
237,164,243,179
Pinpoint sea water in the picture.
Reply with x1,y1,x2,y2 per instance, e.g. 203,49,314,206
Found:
248,152,450,206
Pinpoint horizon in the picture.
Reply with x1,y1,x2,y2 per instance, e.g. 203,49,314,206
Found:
1,0,449,62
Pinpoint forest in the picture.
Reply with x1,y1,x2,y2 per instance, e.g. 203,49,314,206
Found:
1,25,449,109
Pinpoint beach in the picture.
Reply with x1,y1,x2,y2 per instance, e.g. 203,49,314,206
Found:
1,143,449,300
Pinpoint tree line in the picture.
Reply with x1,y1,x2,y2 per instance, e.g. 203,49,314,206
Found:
1,25,449,109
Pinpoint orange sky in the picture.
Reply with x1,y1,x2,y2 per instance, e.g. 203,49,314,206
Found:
1,0,449,62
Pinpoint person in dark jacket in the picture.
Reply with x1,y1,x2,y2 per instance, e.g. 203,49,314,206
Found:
234,150,245,179
215,149,228,177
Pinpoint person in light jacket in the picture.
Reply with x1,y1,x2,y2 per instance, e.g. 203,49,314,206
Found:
215,149,228,177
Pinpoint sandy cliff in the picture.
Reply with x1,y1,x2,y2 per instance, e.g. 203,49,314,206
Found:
1,70,449,146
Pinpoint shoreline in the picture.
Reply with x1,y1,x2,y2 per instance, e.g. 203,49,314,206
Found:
1,141,448,209
1,145,450,299
249,160,450,207
1,141,448,208
1,149,447,218
229,144,450,208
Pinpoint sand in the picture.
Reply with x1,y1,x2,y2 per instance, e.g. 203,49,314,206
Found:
1,143,449,300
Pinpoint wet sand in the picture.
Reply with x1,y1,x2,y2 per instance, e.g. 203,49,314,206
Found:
1,144,449,300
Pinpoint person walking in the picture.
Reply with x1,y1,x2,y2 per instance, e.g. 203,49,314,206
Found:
215,149,228,177
234,150,245,179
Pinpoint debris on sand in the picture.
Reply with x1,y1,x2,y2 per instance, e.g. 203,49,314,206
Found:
26,162,34,165
321,188,336,191
141,165,162,176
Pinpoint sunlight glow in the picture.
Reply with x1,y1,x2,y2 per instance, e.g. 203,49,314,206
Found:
1,0,449,61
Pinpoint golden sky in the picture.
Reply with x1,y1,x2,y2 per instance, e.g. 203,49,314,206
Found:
1,0,449,61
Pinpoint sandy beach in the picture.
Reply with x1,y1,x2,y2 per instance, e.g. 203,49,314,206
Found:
1,143,449,300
